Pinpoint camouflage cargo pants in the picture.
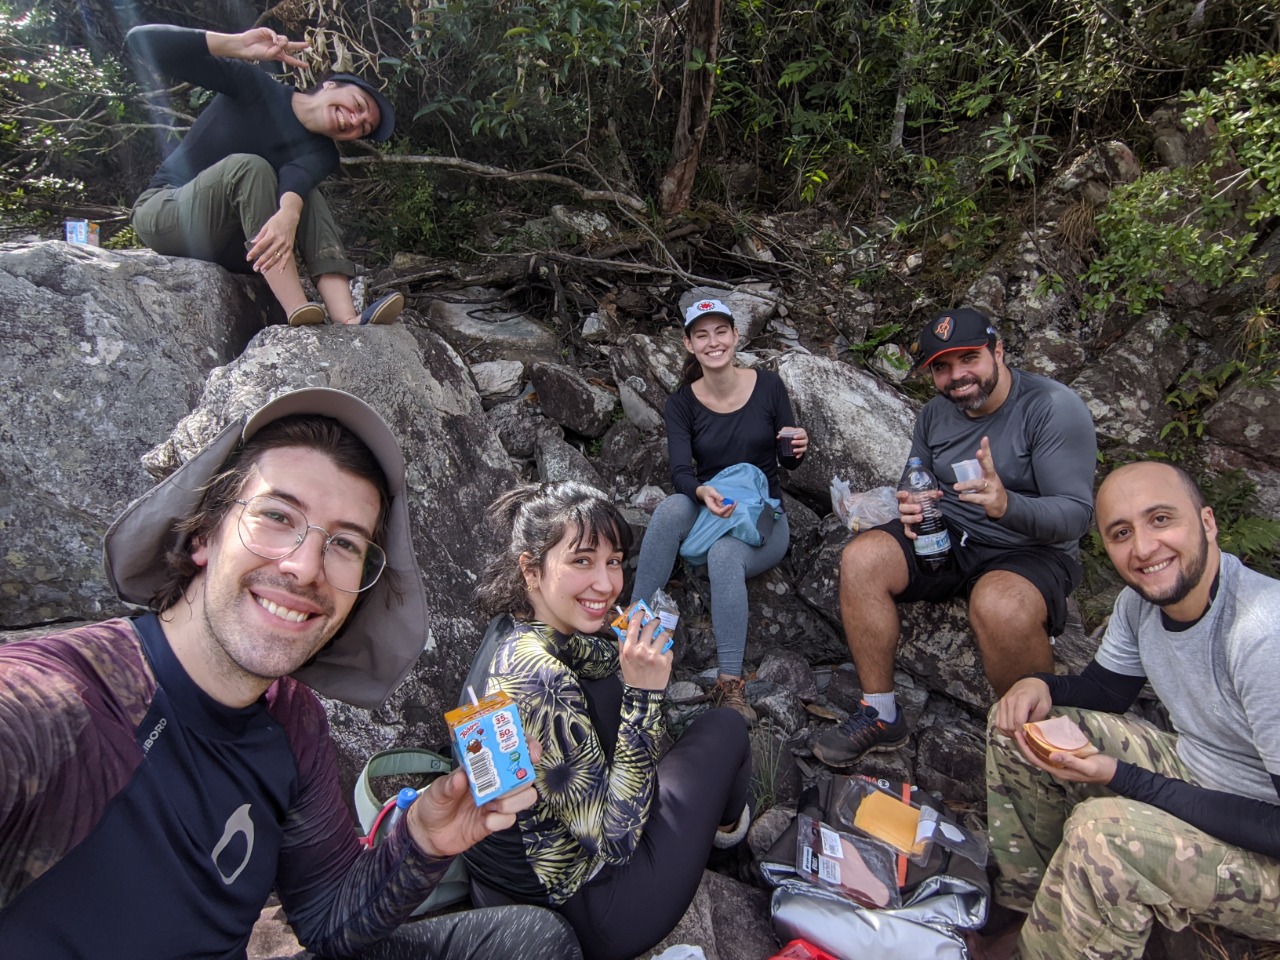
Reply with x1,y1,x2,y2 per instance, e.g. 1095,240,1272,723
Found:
986,706,1280,960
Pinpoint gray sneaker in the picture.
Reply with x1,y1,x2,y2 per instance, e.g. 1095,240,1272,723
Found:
812,702,909,769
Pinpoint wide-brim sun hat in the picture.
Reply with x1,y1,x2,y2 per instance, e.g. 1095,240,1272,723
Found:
103,387,427,709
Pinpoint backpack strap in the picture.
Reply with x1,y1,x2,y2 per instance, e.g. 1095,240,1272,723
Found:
458,613,514,707
354,747,454,836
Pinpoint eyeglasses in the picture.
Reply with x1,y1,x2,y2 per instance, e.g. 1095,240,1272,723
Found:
233,495,386,593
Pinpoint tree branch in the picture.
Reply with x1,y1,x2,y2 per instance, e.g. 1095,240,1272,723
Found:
340,154,648,212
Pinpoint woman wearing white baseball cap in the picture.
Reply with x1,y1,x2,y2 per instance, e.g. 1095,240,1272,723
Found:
629,297,809,721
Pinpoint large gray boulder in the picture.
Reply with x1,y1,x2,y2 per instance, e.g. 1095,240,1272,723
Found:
420,287,558,363
0,242,270,625
1203,380,1280,469
1069,310,1190,448
775,353,916,504
529,361,618,437
609,332,684,431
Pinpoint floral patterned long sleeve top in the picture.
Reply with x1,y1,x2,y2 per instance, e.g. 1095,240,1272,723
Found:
463,620,666,905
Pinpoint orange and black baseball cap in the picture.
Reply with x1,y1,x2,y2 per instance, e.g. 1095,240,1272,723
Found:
913,308,999,371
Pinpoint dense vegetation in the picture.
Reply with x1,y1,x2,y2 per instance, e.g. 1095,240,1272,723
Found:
5,1,1278,267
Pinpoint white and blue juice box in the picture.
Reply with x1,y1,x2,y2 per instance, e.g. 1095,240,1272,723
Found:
444,691,534,805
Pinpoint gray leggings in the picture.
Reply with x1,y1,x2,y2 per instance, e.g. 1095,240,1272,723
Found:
630,493,790,677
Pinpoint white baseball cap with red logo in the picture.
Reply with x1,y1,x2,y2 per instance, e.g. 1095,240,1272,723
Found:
683,297,736,330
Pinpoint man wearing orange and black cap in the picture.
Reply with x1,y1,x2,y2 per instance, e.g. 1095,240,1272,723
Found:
814,308,1097,769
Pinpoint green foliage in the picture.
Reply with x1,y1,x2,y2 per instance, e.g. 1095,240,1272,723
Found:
314,0,651,162
1159,360,1246,447
1200,470,1280,579
1082,167,1257,317
102,224,139,249
1183,54,1280,227
1082,52,1280,318
845,321,905,360
5,0,1278,262
0,1,140,213
979,113,1054,184
349,162,489,258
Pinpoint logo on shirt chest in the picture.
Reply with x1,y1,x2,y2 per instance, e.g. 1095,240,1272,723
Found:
211,803,256,885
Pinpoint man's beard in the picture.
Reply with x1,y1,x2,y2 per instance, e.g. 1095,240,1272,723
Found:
943,365,1000,412
1131,525,1211,609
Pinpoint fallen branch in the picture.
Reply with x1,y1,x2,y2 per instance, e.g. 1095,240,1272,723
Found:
341,154,648,213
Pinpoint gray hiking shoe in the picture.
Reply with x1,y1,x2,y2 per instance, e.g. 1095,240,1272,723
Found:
811,702,909,769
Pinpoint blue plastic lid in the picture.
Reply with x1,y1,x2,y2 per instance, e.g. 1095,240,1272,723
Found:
396,786,419,809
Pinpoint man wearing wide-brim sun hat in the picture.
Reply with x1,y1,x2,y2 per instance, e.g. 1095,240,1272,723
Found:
813,306,1098,770
126,22,405,328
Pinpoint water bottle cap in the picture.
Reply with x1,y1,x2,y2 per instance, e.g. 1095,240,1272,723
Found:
396,786,419,809
907,457,923,466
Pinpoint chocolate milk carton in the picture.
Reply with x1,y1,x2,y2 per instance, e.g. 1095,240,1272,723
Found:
444,691,534,805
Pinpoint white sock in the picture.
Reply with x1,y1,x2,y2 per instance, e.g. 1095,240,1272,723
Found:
863,692,897,723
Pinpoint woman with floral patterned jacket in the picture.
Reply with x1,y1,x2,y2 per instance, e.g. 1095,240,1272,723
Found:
463,481,753,960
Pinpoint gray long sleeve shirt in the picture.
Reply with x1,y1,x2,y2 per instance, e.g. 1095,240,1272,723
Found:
909,367,1097,557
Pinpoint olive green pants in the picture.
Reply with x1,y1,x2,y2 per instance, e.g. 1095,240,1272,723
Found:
132,153,354,278
986,706,1280,959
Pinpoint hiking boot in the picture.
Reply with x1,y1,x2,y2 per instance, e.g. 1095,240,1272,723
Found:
712,676,757,724
811,702,909,769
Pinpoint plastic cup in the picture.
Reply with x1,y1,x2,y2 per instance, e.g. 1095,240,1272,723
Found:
778,427,801,457
951,459,982,484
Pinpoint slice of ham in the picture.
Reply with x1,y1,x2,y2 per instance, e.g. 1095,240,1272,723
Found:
838,834,893,908
1023,715,1098,765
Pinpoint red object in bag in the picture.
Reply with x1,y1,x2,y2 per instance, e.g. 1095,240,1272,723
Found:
768,940,840,960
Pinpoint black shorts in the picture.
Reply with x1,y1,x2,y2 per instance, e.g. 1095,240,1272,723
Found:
875,519,1082,637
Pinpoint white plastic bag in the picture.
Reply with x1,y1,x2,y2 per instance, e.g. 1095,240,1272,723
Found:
830,479,898,532
648,946,706,960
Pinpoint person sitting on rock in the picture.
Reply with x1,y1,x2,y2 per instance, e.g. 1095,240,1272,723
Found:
126,23,403,327
813,307,1097,769
0,387,580,960
628,297,808,722
464,481,754,960
979,461,1280,960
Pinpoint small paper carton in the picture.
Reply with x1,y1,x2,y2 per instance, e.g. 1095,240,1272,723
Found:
444,691,534,805
64,219,100,246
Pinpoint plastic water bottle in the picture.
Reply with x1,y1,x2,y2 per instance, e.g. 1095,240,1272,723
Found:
898,457,952,572
385,786,418,831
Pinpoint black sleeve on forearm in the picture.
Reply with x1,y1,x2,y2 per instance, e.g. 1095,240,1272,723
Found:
1110,763,1280,861
1033,660,1146,714
126,25,211,83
